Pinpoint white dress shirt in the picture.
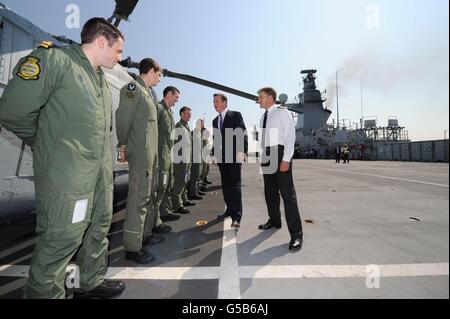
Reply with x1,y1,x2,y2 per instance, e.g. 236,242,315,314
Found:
260,104,296,162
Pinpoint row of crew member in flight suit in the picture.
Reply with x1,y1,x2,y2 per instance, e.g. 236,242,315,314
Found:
115,57,212,264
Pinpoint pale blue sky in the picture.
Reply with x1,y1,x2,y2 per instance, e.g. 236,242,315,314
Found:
3,0,449,141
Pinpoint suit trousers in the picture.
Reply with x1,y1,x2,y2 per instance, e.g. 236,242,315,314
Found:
218,163,242,222
262,145,303,240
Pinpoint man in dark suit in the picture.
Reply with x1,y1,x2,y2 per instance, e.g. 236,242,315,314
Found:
212,93,248,228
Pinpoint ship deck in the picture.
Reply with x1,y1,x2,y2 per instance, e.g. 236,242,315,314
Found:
0,159,448,299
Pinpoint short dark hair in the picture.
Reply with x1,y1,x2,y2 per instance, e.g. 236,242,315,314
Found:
179,106,191,116
258,87,277,101
163,86,180,97
139,58,162,75
81,17,124,46
213,93,228,104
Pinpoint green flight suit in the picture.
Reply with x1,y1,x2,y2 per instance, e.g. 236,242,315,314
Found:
115,77,158,252
188,128,202,197
200,134,210,182
152,100,175,226
0,44,114,299
171,119,191,211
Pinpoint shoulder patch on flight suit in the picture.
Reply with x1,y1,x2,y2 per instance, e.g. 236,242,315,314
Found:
126,83,136,98
127,83,136,91
37,40,57,49
16,56,41,81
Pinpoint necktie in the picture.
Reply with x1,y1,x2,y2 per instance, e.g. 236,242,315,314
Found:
261,111,268,148
219,114,224,133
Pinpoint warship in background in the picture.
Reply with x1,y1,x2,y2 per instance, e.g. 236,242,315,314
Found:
252,69,449,163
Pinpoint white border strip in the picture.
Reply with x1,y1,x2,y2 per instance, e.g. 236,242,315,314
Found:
1,263,447,280
240,263,450,278
217,221,241,299
308,166,449,188
107,266,219,280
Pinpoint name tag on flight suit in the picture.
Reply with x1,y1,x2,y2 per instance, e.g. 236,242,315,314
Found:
72,199,88,224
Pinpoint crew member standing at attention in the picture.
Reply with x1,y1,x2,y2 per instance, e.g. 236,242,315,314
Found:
152,86,182,229
171,106,193,215
0,17,126,298
116,58,163,264
257,87,303,251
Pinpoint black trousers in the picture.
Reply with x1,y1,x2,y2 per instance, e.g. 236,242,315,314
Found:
335,154,341,163
262,146,303,240
218,163,242,222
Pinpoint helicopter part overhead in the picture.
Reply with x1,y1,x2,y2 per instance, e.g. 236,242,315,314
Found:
119,56,284,104
163,69,260,103
108,0,140,27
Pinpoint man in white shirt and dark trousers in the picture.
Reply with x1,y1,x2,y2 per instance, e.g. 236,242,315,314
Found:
257,87,303,251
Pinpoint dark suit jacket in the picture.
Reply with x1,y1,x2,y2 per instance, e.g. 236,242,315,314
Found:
212,110,248,164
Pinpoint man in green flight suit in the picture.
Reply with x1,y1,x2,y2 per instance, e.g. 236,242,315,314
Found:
115,58,164,264
0,18,126,299
188,119,206,200
151,87,184,233
171,107,193,215
200,122,212,185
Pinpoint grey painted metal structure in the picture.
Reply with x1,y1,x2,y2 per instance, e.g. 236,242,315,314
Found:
375,140,449,162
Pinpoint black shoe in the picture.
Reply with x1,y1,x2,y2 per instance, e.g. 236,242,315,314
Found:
152,223,172,234
204,179,212,185
160,213,180,222
217,211,231,219
189,195,203,200
231,220,240,228
176,207,190,214
73,280,126,299
258,221,281,230
197,190,206,196
143,234,165,246
183,200,196,207
125,249,155,264
289,238,303,251
199,186,207,192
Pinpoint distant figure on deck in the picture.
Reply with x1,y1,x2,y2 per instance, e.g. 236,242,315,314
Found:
334,145,341,163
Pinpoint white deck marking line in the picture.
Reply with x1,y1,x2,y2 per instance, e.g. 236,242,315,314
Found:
0,253,33,274
239,263,450,278
307,166,449,188
0,214,124,262
107,267,219,280
0,238,37,260
218,221,241,299
0,263,448,280
0,277,27,296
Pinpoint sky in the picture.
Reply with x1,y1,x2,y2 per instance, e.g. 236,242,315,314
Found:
2,0,449,141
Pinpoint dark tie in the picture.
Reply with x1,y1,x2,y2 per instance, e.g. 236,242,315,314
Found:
219,114,224,133
261,111,268,148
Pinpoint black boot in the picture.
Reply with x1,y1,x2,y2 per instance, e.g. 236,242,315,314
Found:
176,207,190,214
183,200,196,207
73,280,126,299
125,249,155,264
143,234,165,246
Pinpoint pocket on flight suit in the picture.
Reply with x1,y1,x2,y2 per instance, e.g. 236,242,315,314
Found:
129,170,153,198
160,171,169,187
35,191,94,241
